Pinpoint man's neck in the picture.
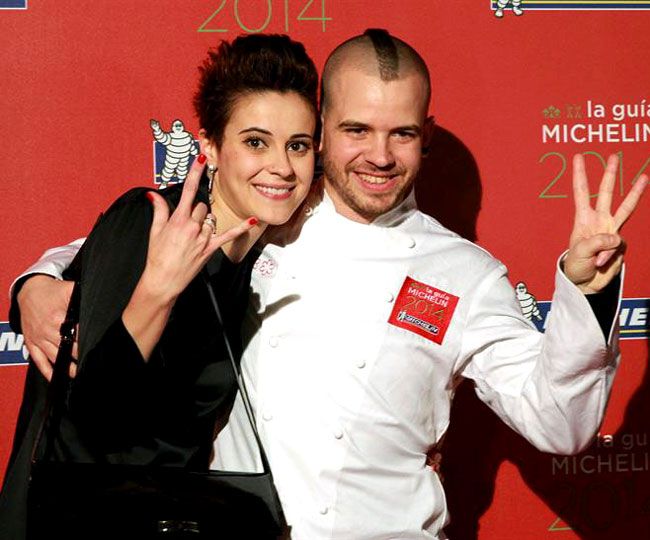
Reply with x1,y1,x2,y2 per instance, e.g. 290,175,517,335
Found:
321,176,414,225
322,176,373,225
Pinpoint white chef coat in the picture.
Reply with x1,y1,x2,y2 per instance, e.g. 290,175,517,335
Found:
13,188,621,539
212,186,621,540
8,238,86,299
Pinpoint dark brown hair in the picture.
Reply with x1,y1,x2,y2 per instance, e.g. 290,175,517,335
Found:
194,34,319,146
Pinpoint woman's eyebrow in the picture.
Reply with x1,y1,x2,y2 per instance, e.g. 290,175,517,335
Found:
238,127,273,135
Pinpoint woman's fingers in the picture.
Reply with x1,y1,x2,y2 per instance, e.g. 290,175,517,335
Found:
146,191,170,237
176,154,207,216
191,201,209,224
207,217,258,255
200,213,217,241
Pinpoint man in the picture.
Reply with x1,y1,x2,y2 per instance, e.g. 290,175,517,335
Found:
7,29,647,539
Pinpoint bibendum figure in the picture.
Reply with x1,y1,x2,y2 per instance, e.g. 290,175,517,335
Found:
495,0,523,18
516,281,543,322
150,119,198,189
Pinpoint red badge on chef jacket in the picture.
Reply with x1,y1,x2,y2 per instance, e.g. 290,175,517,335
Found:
388,277,459,345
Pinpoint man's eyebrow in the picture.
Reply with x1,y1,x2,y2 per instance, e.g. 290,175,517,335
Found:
337,121,421,134
391,124,421,134
338,120,369,130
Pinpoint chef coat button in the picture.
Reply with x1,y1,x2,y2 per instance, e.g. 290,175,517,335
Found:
386,293,394,303
319,506,329,515
356,359,366,369
405,236,416,249
262,411,273,421
333,428,344,440
269,336,279,348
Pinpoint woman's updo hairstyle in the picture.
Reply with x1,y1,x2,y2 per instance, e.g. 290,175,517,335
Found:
194,34,319,146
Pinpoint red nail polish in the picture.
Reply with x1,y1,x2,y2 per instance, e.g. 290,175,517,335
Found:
198,154,206,164
145,192,154,201
248,217,259,226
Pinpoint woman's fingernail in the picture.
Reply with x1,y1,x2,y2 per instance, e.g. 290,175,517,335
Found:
248,217,259,226
145,192,154,202
198,154,206,164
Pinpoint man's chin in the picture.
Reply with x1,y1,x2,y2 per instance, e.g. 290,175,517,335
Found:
349,197,398,222
324,174,407,221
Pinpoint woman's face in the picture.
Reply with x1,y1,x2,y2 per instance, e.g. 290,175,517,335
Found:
207,91,316,226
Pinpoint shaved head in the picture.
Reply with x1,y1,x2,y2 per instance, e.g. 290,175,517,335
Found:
321,28,431,111
318,28,435,224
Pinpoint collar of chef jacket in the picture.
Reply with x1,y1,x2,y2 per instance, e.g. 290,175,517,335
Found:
316,186,418,228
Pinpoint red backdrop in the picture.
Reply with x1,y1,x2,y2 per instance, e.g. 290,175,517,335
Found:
1,1,648,537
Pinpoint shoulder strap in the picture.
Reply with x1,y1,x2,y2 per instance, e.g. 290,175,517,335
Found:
201,272,274,474
31,281,81,463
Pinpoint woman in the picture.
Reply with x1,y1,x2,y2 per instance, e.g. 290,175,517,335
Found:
0,33,318,539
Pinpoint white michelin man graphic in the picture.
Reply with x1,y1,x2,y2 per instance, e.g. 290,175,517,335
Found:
151,119,199,189
495,0,524,18
515,282,542,321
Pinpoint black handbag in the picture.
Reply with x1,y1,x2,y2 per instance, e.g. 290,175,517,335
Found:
26,274,288,539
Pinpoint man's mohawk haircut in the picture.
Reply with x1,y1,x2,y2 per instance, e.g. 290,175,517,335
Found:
363,28,399,81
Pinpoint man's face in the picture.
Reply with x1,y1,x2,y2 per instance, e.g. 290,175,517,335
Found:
320,69,432,223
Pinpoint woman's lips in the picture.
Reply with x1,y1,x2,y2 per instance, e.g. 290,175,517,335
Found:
254,184,295,200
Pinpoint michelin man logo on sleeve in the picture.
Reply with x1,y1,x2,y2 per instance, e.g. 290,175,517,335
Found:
151,119,199,189
516,281,542,322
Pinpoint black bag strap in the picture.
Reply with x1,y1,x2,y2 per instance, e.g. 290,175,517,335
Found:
163,179,271,469
202,271,274,474
31,280,81,463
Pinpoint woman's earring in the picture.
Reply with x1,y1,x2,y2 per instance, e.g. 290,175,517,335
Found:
207,164,217,205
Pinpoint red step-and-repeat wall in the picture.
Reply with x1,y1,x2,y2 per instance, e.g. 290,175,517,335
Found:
1,1,648,538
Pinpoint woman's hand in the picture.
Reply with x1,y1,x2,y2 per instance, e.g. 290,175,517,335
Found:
122,156,257,360
140,156,256,303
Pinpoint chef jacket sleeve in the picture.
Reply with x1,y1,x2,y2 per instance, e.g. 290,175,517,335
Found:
459,257,622,455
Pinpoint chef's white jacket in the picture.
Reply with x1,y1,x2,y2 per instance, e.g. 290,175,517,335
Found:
212,187,620,539
14,188,621,540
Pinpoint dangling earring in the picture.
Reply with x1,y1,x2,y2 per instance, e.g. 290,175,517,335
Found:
207,164,217,205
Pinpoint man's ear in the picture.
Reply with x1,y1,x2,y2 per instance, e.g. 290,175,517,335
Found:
318,113,325,153
199,128,218,166
421,115,435,157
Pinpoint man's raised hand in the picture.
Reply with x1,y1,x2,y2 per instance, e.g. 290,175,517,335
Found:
564,154,647,294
